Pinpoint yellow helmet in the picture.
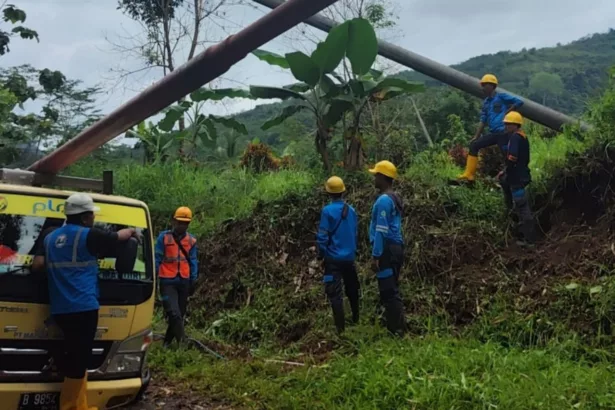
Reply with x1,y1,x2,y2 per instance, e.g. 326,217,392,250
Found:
369,160,398,180
325,176,346,194
173,206,193,222
504,111,523,126
480,74,498,86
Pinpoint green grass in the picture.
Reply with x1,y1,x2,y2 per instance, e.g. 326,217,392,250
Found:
69,162,316,236
148,332,615,409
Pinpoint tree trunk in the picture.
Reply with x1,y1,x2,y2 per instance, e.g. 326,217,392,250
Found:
315,128,332,173
411,97,433,147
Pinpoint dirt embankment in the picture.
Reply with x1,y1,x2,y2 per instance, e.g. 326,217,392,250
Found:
189,146,615,349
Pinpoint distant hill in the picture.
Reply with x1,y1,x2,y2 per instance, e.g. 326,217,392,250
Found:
233,29,615,148
399,29,615,115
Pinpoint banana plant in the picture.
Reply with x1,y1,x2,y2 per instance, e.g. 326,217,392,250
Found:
127,121,177,164
155,88,250,160
250,18,425,171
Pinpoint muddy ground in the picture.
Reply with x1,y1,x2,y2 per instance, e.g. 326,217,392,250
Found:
121,374,233,410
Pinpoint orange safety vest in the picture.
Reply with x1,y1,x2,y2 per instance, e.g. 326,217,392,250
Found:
158,233,196,280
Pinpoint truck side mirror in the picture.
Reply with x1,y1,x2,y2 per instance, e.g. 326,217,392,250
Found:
114,237,138,275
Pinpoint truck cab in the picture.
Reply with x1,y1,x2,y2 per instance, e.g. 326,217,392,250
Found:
0,170,154,410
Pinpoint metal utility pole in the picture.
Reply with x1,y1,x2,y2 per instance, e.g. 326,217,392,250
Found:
251,0,589,132
29,0,342,174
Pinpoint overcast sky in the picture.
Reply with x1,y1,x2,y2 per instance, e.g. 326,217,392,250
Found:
5,0,615,123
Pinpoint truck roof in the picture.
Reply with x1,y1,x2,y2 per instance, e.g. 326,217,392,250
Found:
0,182,148,209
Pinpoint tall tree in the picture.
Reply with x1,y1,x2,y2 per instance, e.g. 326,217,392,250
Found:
110,0,243,153
0,65,102,165
0,3,38,56
111,0,242,80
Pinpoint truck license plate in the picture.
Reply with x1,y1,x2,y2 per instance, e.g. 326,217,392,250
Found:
18,392,60,410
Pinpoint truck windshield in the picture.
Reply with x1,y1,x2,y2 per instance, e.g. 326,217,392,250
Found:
0,193,154,305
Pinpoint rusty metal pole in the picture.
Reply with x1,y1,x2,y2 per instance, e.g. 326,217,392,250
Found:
251,0,590,132
29,0,341,174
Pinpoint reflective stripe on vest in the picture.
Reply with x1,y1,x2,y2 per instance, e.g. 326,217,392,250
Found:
158,233,195,279
44,224,100,314
46,227,98,269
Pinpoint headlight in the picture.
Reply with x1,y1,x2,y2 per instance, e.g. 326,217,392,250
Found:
107,353,143,374
106,329,153,374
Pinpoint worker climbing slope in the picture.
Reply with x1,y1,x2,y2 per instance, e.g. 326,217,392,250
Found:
316,176,360,334
369,161,406,337
498,112,536,247
156,207,198,347
457,74,525,182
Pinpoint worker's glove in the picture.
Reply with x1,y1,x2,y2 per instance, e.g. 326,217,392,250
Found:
189,281,196,297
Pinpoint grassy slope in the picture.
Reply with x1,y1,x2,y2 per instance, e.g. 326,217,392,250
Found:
137,125,615,407
72,74,614,409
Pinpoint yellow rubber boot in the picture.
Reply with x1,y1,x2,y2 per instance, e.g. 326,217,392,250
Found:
457,154,478,182
76,375,98,410
60,376,97,410
59,377,81,410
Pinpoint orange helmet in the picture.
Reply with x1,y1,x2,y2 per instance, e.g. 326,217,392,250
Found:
173,206,192,222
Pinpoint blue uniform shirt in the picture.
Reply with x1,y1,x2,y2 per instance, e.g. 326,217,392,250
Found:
369,194,403,258
155,230,199,284
480,92,524,133
316,200,358,262
44,224,100,315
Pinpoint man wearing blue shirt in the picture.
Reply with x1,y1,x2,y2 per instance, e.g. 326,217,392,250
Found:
41,193,138,410
458,74,524,182
155,206,198,346
368,161,406,336
316,176,359,334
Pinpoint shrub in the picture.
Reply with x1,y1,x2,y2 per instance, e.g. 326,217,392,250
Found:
478,145,503,177
448,143,468,168
240,142,279,173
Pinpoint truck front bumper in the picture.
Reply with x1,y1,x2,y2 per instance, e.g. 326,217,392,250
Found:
1,371,150,410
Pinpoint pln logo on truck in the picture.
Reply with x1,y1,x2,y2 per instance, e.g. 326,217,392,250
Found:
0,196,8,212
32,199,64,215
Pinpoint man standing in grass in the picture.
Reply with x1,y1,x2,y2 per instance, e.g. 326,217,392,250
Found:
369,161,406,336
498,112,536,248
457,73,524,182
156,207,198,347
316,176,360,334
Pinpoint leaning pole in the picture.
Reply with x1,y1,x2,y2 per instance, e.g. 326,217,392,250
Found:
252,0,590,132
29,0,343,174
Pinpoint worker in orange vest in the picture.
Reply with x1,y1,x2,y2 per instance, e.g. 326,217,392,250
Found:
155,207,198,347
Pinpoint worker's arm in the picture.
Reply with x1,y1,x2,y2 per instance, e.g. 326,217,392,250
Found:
31,227,58,273
31,242,46,273
189,236,198,283
316,207,331,259
500,93,524,113
354,209,359,249
154,233,165,276
85,227,137,257
372,197,391,259
506,133,521,167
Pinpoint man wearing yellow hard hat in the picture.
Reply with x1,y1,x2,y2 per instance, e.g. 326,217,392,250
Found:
155,206,198,346
368,161,406,336
499,112,536,247
316,176,360,334
457,73,525,182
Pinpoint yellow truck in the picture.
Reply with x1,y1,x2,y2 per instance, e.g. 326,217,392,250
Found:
0,169,154,410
